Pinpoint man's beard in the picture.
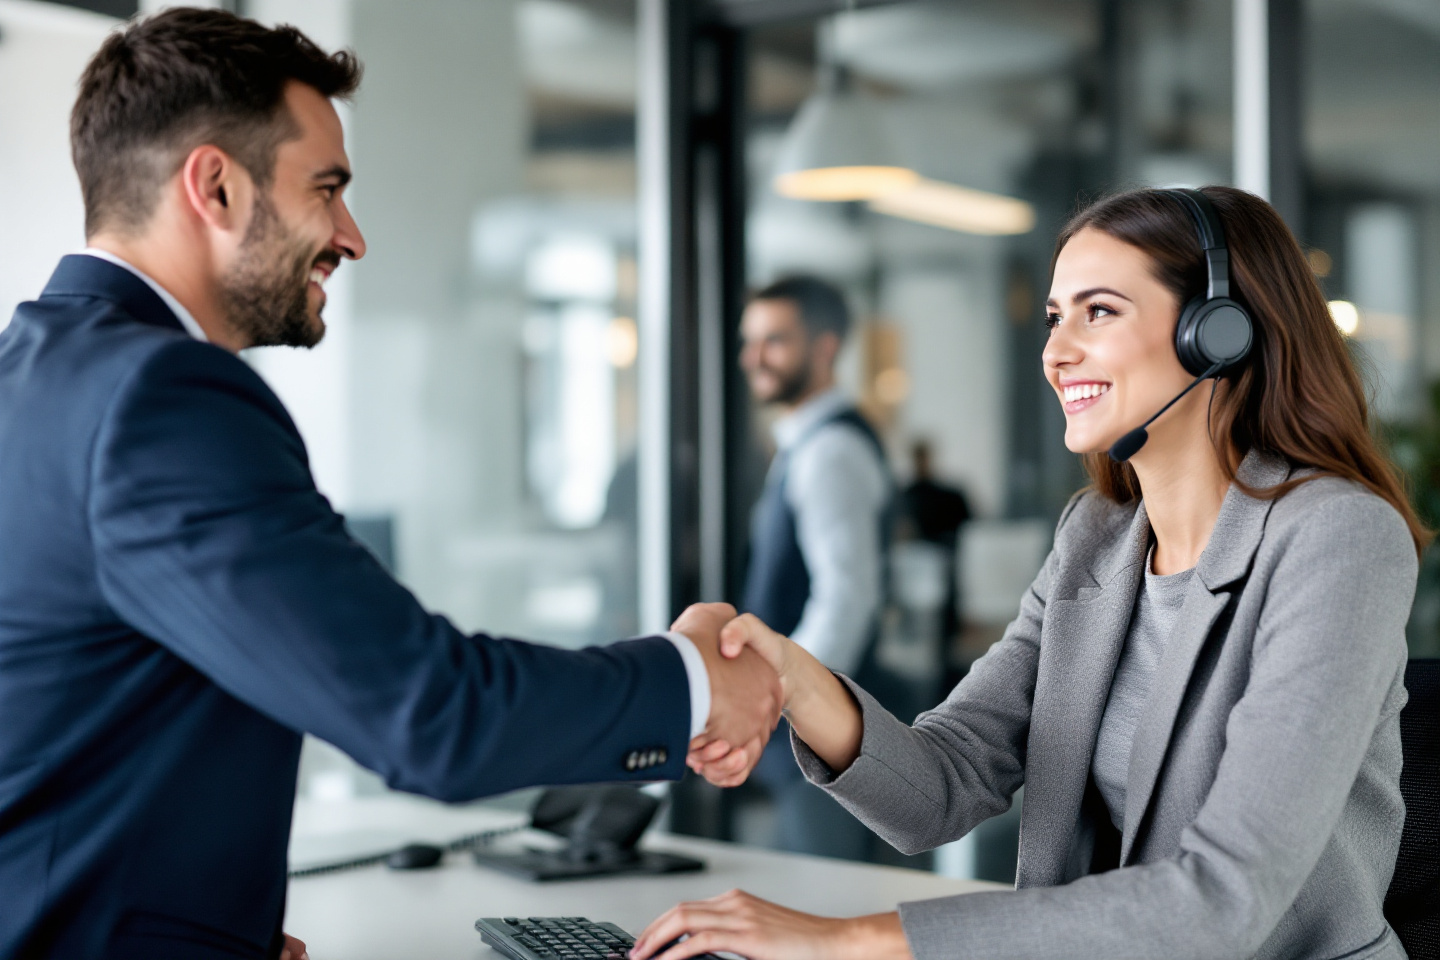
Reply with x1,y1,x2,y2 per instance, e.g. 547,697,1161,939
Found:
759,359,813,406
219,193,331,349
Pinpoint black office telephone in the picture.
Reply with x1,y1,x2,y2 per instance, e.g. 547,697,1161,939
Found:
472,785,704,882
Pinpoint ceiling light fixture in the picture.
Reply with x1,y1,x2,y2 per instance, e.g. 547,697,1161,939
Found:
771,56,918,202
870,179,1035,236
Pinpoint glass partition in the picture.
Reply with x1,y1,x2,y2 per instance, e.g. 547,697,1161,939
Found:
732,0,1234,875
239,0,644,798
1301,0,1440,655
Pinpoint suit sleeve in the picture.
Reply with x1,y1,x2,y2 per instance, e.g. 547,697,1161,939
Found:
893,491,1415,960
789,495,1084,854
87,341,691,800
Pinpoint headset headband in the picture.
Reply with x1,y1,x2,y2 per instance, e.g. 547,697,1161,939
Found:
1165,188,1230,301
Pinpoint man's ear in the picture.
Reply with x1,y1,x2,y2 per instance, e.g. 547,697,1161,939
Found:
812,330,842,371
179,144,255,238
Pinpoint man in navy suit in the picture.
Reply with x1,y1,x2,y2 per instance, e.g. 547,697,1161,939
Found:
0,9,779,958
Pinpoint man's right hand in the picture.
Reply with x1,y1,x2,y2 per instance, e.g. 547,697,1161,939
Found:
670,603,782,784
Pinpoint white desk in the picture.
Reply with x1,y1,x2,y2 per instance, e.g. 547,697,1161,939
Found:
286,795,1005,959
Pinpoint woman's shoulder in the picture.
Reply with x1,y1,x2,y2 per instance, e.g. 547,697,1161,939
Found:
1263,468,1414,564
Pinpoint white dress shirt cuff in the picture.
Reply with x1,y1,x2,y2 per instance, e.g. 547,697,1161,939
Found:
662,631,710,740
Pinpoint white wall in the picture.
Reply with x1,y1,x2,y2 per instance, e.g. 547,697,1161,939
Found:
0,0,116,329
245,0,533,632
884,263,1007,517
243,0,356,507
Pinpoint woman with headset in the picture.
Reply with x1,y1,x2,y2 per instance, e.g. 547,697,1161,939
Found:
631,187,1426,960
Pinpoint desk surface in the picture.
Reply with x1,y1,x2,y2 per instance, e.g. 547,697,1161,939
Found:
286,796,1004,960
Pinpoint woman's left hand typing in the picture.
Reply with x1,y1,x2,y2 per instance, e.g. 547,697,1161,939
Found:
628,890,911,960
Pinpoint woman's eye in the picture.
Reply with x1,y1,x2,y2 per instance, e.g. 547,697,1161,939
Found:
1044,312,1063,330
1089,303,1116,319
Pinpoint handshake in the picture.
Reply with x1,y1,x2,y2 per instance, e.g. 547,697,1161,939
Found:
671,602,812,789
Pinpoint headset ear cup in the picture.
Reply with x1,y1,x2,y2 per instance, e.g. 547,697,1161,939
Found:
1176,297,1253,376
1174,296,1211,376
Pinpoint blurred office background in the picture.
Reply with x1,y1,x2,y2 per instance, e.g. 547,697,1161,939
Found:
2,0,1437,883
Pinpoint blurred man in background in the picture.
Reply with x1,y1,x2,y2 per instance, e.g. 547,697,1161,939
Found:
737,275,891,860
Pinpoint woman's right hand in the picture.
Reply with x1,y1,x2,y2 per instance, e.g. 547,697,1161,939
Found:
688,613,862,783
720,614,802,703
686,614,804,786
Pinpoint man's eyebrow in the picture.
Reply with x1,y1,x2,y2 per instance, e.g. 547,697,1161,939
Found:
312,165,351,187
1045,286,1133,308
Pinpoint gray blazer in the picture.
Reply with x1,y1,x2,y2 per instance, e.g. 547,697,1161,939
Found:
796,452,1416,960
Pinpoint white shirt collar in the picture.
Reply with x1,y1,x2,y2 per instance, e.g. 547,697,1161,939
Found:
772,387,851,451
80,248,209,343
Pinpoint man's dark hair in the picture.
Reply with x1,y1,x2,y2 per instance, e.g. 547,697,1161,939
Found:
753,275,851,341
71,7,361,236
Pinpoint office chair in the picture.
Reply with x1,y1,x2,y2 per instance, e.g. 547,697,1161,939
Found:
1385,658,1440,960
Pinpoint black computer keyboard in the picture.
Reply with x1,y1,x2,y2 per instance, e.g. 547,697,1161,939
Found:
475,916,724,960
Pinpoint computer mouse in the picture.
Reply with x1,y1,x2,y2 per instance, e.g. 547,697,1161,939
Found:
386,843,444,870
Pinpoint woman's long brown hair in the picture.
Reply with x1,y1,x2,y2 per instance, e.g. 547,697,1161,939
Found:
1054,186,1429,555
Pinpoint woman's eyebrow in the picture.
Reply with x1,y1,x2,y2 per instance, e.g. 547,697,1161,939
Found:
1044,287,1134,309
1069,286,1133,304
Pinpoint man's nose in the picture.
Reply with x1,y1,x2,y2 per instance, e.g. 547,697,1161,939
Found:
738,342,758,370
332,198,366,261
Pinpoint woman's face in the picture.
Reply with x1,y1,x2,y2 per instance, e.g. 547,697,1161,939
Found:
1042,230,1198,460
1043,227,1197,455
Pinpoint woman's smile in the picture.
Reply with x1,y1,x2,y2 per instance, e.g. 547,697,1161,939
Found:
1060,379,1112,415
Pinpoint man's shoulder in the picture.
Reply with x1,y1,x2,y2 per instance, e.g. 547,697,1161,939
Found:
799,410,883,458
9,285,205,382
3,294,283,448
786,415,890,504
2,294,180,428
795,418,884,465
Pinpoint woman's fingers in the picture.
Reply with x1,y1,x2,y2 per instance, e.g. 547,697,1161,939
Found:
717,616,751,658
631,902,710,959
719,614,784,664
652,929,747,960
633,889,840,960
633,893,761,957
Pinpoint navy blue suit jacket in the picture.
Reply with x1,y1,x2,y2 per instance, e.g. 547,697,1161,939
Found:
0,256,691,958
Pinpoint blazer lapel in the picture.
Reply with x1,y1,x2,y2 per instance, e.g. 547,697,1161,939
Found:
1020,502,1148,886
1118,451,1290,862
1118,581,1230,862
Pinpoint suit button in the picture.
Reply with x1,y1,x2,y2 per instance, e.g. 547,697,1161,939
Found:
624,752,637,771
657,749,667,764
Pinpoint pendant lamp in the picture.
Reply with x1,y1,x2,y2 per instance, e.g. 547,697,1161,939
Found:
771,63,918,202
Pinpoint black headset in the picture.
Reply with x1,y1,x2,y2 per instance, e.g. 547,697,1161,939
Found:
1165,188,1253,376
1106,189,1254,461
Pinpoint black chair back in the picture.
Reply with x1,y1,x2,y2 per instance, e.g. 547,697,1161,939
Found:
1385,658,1440,959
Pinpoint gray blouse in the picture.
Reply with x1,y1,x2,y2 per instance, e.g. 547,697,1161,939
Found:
1091,548,1194,830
